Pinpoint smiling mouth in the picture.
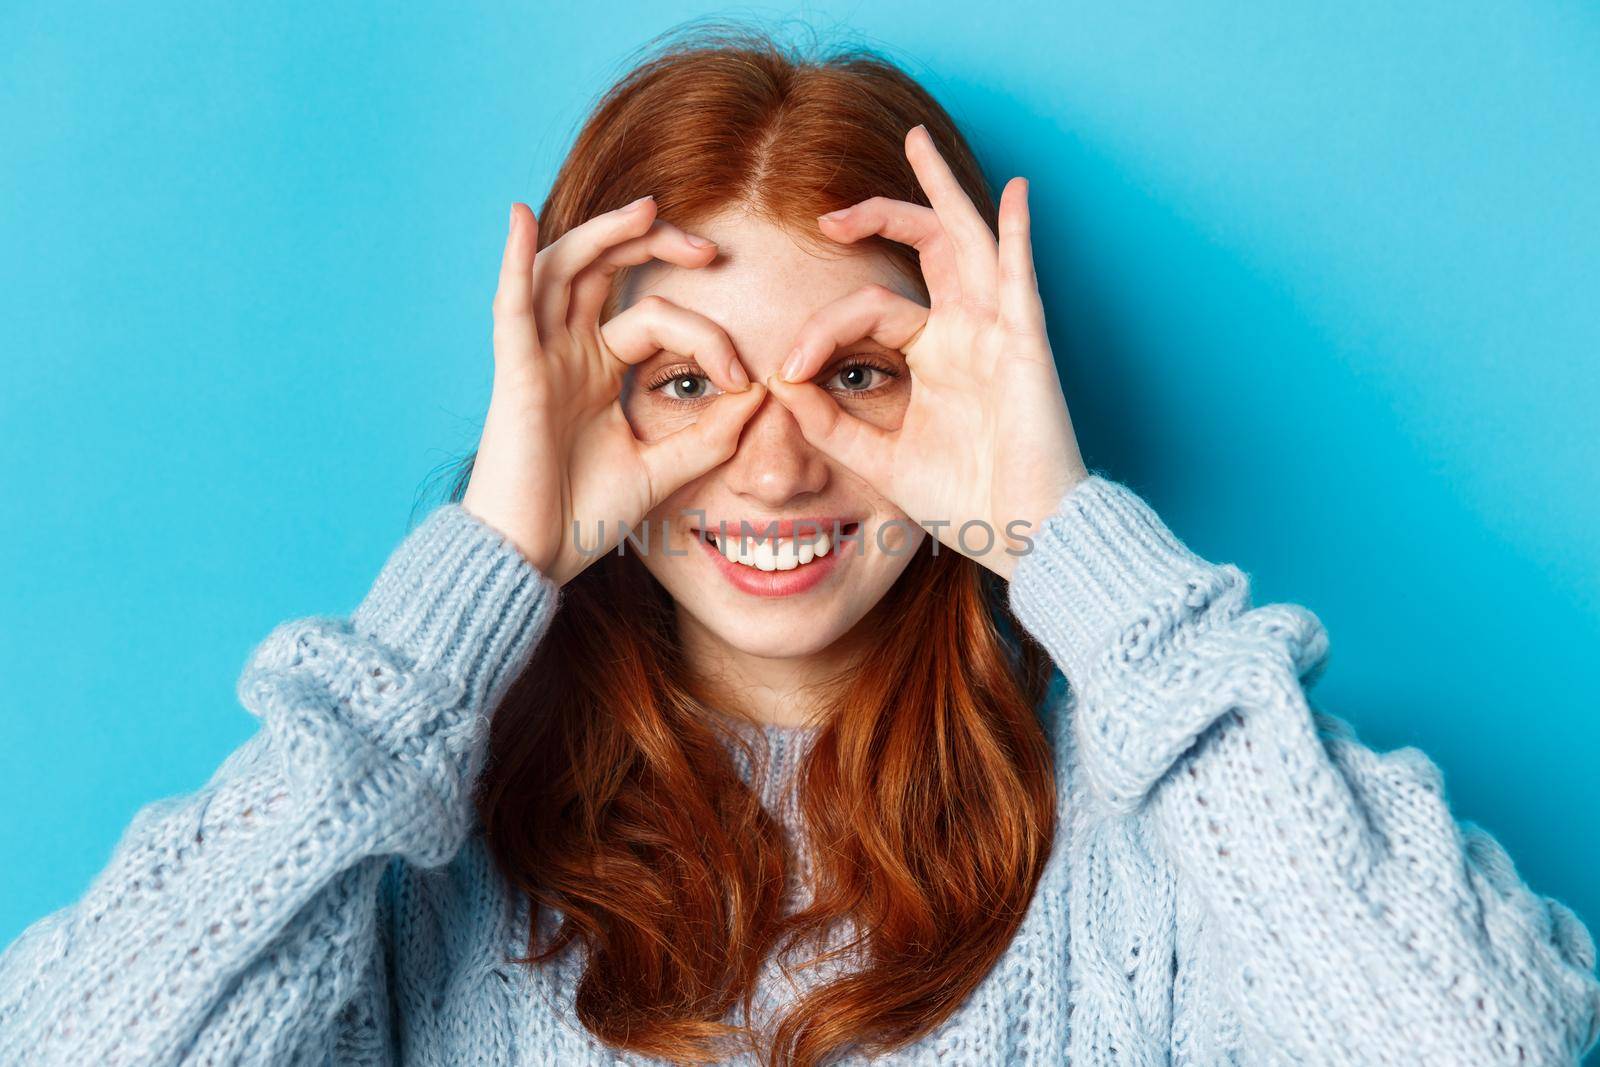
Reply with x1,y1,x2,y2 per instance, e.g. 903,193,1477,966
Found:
693,522,860,572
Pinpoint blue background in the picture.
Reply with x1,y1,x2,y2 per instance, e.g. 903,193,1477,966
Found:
3,1,1597,1046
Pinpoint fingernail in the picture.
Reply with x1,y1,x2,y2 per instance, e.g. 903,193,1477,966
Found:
817,208,849,224
780,348,804,381
508,204,517,233
624,194,654,212
685,232,714,247
729,361,750,389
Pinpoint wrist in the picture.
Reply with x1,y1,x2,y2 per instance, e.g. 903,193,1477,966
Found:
986,464,1091,581
458,495,558,580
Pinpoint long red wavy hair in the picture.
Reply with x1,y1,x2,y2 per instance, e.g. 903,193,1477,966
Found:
435,22,1059,1066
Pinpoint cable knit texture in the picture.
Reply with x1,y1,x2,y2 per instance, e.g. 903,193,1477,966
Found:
2,474,1597,1065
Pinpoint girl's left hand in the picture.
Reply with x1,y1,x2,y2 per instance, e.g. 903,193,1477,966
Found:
765,124,1089,581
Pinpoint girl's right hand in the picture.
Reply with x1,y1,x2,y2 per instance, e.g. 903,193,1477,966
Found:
461,198,765,585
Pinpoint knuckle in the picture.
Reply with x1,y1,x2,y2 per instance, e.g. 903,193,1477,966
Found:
605,205,653,239
490,295,527,319
699,327,732,359
539,229,571,260
861,282,897,306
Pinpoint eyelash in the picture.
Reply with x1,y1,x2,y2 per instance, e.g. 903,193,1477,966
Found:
643,356,901,402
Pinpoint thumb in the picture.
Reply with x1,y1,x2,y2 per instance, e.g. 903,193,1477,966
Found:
764,375,892,479
636,382,767,503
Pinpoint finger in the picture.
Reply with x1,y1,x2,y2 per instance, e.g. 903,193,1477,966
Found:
566,219,718,331
636,383,767,502
491,203,541,370
778,282,929,384
996,177,1046,336
904,124,998,310
764,375,894,478
531,194,660,340
817,197,960,306
599,294,750,391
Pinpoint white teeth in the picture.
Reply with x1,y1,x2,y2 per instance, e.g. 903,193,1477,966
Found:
753,540,777,571
705,528,840,571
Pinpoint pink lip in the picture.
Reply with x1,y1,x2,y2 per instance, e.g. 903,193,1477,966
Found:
692,522,856,598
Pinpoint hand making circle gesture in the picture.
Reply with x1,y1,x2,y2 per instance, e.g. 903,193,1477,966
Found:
462,198,766,585
765,124,1089,581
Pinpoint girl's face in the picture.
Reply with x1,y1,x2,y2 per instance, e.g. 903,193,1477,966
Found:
617,207,928,662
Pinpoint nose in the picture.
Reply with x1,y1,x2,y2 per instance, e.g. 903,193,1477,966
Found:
721,391,829,508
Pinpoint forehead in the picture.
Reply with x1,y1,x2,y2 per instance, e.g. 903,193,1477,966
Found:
618,206,916,334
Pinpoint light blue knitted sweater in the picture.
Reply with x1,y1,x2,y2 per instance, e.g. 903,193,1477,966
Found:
2,474,1597,1065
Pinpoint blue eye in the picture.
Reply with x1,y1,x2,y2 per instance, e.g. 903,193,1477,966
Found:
823,360,895,394
648,368,724,402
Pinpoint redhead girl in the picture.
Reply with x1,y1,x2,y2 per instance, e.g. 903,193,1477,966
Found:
2,26,1596,1067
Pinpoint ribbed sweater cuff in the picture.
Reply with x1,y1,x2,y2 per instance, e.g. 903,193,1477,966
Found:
350,503,559,709
1007,473,1217,688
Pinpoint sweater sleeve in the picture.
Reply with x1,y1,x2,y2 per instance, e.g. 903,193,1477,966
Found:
1008,472,1600,1066
0,503,559,1067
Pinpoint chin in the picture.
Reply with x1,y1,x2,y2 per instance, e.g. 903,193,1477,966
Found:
646,567,887,659
693,608,860,661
